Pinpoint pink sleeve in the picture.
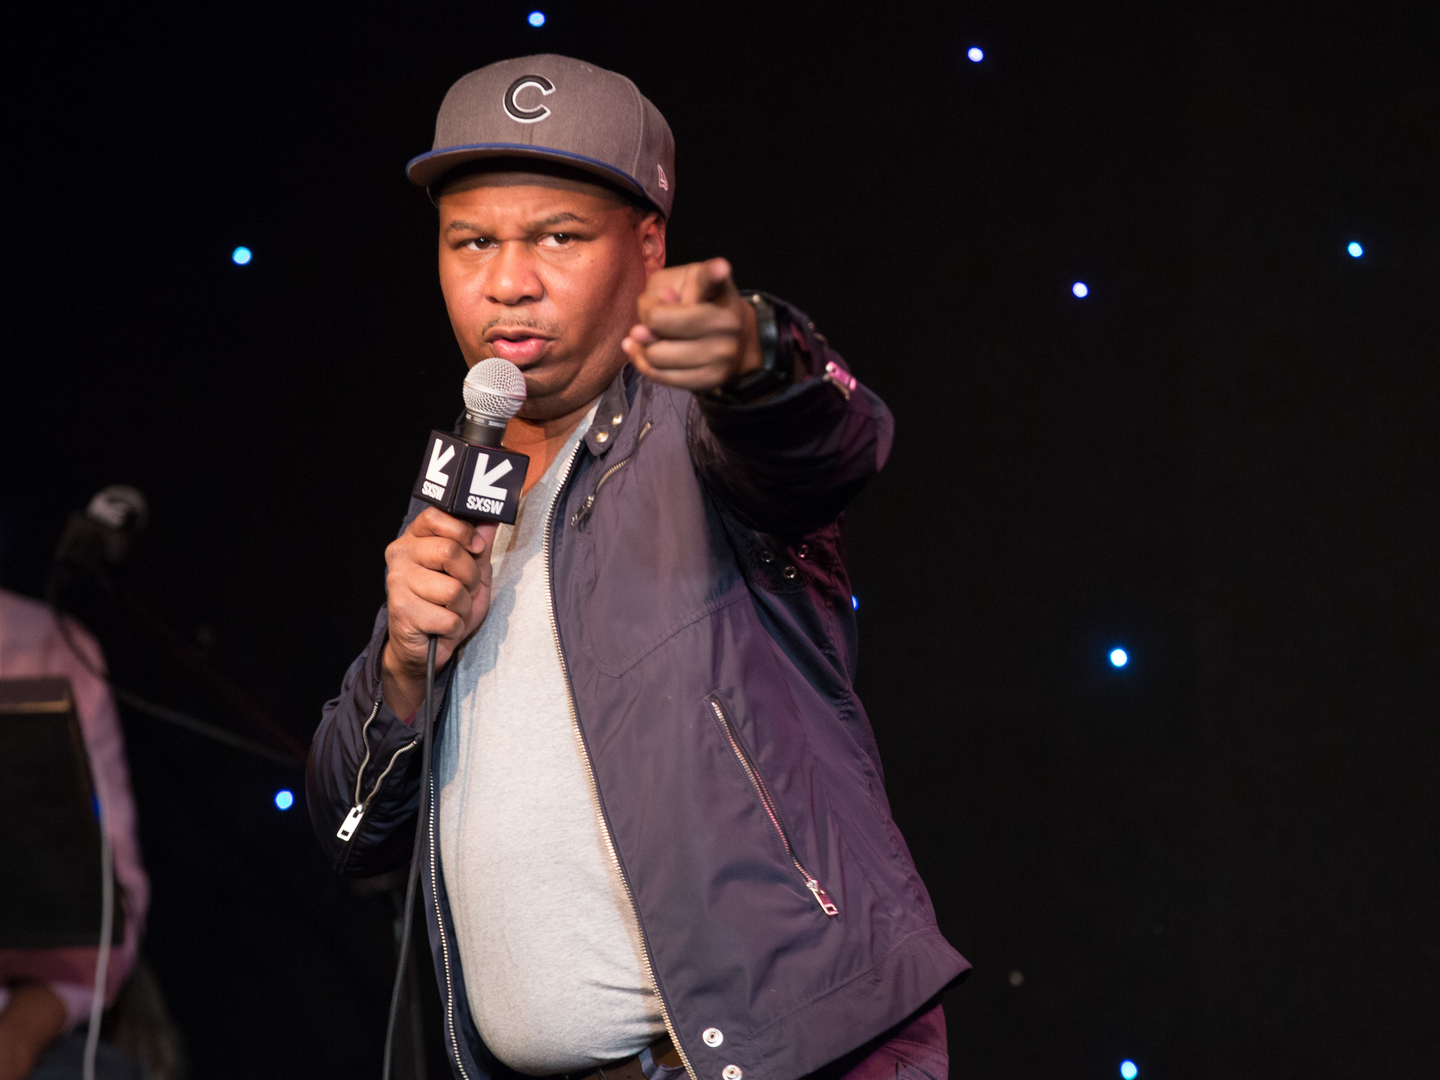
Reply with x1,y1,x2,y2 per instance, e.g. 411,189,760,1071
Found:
54,621,150,1029
0,600,150,1033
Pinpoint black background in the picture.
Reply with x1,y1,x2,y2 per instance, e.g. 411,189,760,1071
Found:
4,2,1438,1077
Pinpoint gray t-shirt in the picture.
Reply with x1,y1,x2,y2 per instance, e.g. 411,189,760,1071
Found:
436,406,665,1074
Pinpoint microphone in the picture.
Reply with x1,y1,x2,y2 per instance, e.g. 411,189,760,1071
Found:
387,361,529,1080
412,358,530,524
54,485,149,571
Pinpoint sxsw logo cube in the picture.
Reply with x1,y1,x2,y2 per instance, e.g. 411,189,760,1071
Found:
413,431,528,524
414,432,465,507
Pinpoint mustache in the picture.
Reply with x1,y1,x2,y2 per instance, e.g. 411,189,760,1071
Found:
481,315,563,337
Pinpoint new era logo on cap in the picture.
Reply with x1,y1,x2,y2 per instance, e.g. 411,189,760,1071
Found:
407,54,676,219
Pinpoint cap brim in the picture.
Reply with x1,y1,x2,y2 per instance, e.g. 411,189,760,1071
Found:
407,143,655,206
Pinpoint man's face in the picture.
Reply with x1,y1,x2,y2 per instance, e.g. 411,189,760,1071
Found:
436,171,666,422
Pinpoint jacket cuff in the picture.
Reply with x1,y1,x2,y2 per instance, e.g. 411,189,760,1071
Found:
694,295,847,425
360,616,393,719
362,614,453,730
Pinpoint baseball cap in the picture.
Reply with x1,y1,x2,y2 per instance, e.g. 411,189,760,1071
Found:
407,54,675,217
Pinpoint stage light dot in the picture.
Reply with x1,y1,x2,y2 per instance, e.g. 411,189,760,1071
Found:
527,10,545,26
274,789,294,810
232,246,252,265
1347,241,1363,258
851,595,859,611
1110,648,1128,668
967,47,984,62
1120,1061,1138,1080
1072,281,1089,298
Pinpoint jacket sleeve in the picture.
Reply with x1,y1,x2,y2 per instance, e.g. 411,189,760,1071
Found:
687,296,894,537
305,498,456,876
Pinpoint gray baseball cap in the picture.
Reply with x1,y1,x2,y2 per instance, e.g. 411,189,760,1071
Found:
407,54,675,217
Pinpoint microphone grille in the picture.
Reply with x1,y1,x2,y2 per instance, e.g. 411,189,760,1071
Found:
462,358,528,423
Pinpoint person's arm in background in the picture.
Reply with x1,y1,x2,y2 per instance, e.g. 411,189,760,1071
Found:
0,983,67,1080
0,592,151,1067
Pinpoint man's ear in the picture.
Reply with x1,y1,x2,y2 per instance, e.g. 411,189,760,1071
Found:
639,212,667,275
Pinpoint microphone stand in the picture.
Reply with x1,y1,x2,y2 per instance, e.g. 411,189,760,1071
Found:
58,561,307,765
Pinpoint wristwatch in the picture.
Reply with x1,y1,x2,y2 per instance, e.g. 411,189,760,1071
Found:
706,293,795,405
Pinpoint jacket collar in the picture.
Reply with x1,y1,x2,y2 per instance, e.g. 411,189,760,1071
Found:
582,365,636,458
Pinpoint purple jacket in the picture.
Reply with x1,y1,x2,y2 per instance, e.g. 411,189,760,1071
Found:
306,301,969,1080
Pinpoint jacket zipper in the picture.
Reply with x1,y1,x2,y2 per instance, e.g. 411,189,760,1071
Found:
570,420,651,530
430,771,471,1080
337,698,422,842
545,433,698,1080
708,696,840,918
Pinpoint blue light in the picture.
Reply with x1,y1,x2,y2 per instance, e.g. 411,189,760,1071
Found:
232,246,252,265
967,46,984,62
1072,281,1089,298
274,789,294,810
851,595,859,610
1120,1061,1138,1080
1109,648,1129,668
1347,241,1363,258
527,10,545,26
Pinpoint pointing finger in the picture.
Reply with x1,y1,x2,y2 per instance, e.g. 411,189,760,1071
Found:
693,258,734,304
636,302,741,341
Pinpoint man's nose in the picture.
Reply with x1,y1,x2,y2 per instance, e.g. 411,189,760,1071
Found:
484,242,544,305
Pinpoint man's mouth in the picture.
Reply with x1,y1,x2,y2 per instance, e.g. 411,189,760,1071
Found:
486,329,554,365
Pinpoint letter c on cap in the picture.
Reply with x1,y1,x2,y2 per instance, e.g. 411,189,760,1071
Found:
504,75,555,123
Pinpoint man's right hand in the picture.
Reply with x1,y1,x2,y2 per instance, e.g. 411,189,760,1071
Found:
381,507,498,720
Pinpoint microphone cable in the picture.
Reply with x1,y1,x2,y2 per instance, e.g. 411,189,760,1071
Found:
82,800,114,1080
379,356,528,1075
382,633,437,1080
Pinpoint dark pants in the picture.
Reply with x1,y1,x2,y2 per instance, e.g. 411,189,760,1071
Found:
802,1001,947,1080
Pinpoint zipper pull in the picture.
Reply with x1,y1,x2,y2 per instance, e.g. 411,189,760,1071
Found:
806,878,840,917
823,360,856,400
571,494,596,530
337,804,365,841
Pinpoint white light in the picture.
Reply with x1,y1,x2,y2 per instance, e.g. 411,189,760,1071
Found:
274,789,294,810
1072,281,1089,298
527,10,545,26
232,246,252,265
851,595,859,611
1120,1061,1138,1080
1347,241,1363,258
967,47,984,62
1110,648,1128,668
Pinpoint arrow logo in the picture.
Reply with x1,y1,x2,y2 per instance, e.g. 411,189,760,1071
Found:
469,454,515,499
426,440,456,487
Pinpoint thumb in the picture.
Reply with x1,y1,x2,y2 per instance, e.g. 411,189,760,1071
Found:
694,257,736,304
469,521,499,555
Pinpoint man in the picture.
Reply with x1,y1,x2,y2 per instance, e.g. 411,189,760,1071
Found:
307,54,967,1080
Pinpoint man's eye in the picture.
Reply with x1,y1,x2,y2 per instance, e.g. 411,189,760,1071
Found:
463,237,494,250
540,233,575,247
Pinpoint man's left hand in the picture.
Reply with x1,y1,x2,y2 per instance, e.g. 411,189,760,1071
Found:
622,258,762,391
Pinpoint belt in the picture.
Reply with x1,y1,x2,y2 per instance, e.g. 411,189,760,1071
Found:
565,1034,683,1080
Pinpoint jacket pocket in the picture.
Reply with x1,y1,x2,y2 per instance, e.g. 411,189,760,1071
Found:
707,694,839,918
